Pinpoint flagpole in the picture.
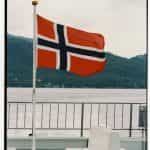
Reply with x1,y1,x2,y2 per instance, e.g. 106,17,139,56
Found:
32,0,38,150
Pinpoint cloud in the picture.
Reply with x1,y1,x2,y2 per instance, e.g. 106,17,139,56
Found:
8,0,146,57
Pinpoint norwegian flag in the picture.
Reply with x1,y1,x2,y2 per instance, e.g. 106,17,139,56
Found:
37,15,106,76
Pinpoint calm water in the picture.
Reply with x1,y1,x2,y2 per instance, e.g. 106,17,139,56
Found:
7,88,146,103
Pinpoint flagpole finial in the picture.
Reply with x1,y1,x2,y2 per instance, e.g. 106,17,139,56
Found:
32,0,38,5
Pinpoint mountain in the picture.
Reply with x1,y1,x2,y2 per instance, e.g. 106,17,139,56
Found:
7,34,147,88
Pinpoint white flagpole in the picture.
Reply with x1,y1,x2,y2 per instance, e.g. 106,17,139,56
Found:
32,0,38,150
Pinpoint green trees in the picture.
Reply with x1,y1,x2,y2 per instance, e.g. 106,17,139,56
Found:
7,34,146,88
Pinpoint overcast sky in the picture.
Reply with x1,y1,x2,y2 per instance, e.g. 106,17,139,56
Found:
8,0,146,58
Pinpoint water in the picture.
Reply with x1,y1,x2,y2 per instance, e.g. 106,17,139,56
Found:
7,88,146,103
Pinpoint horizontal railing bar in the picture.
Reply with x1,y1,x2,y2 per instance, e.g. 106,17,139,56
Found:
7,101,146,104
7,128,145,130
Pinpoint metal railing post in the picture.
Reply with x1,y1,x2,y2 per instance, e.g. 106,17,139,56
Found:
80,103,84,137
129,104,133,137
144,105,147,150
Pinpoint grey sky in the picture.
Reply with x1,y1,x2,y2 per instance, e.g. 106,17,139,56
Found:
8,0,146,57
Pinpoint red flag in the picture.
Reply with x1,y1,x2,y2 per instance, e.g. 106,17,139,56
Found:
37,15,106,76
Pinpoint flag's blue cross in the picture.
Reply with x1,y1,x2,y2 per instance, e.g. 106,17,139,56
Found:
38,24,105,70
